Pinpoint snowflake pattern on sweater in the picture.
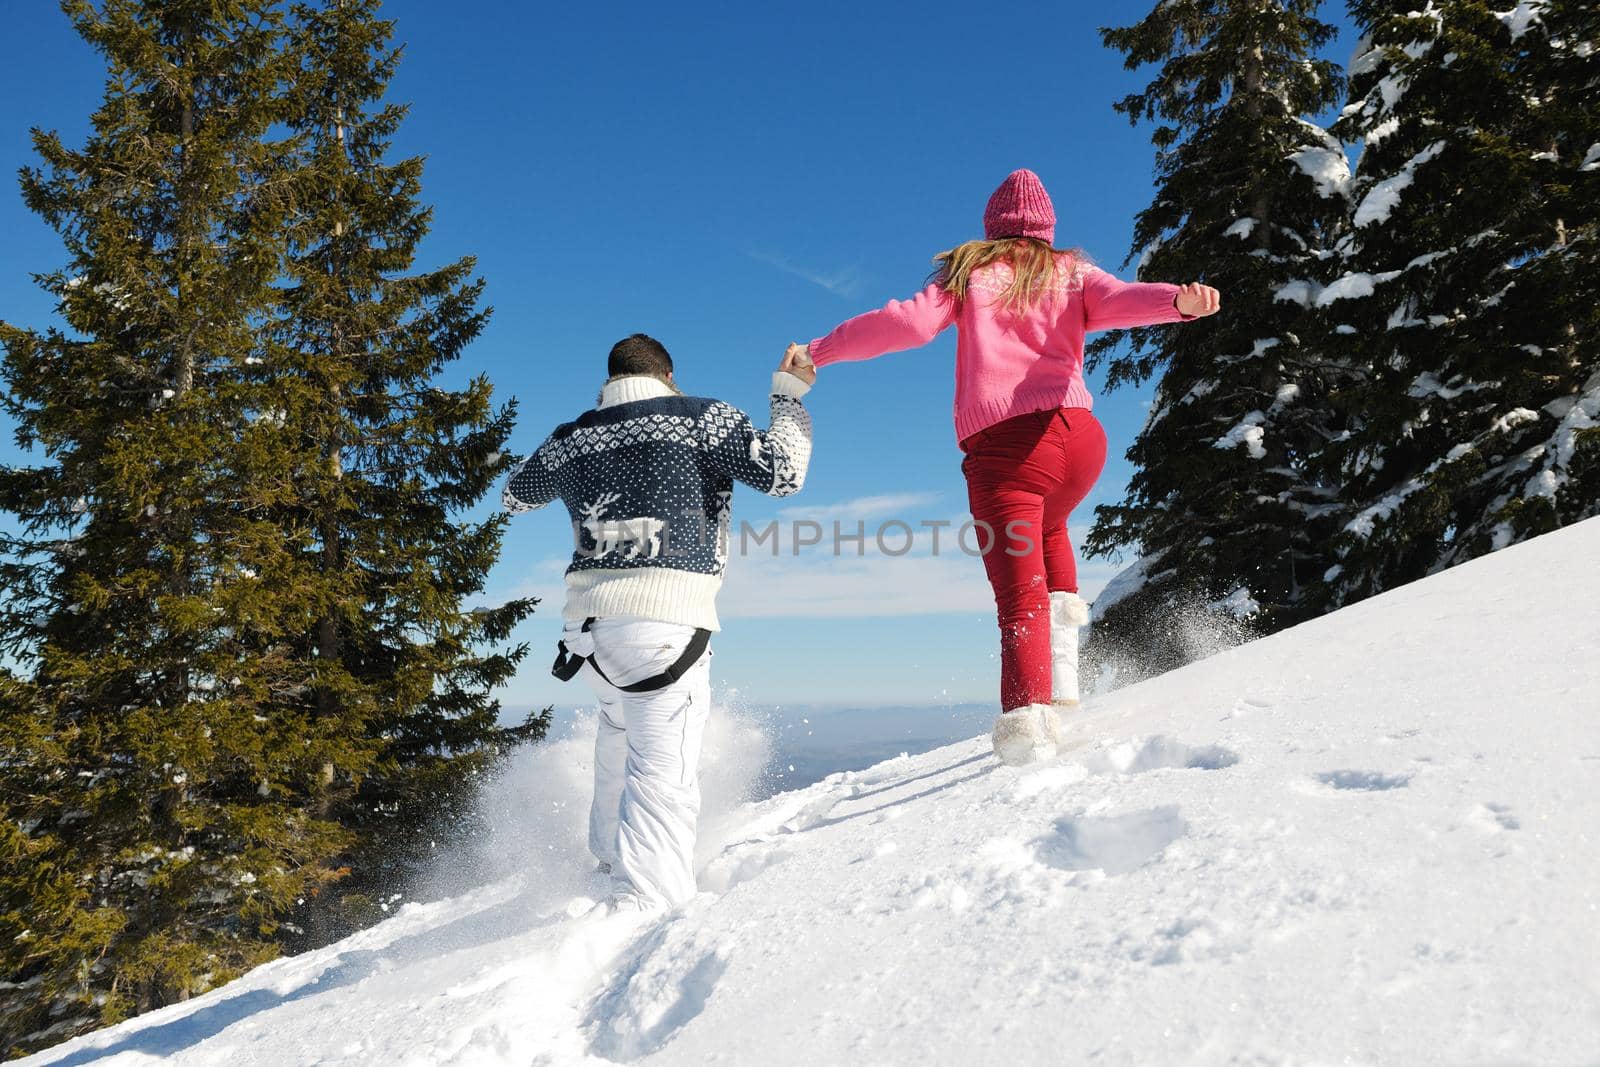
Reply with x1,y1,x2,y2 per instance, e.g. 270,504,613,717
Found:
502,376,812,582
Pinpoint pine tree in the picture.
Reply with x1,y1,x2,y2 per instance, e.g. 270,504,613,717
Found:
1526,0,1600,526
270,0,544,949
0,1,324,1049
0,0,544,1051
1085,0,1352,683
1315,0,1600,607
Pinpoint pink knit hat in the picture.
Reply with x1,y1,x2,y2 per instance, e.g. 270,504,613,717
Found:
983,169,1056,244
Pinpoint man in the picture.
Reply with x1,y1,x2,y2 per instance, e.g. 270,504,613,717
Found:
502,334,815,911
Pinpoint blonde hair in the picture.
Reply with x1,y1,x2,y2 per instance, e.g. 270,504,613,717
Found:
931,237,1088,312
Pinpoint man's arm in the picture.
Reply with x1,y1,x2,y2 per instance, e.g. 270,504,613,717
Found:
699,372,813,498
501,440,558,514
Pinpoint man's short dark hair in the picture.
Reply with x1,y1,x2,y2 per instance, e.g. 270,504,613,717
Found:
608,333,673,379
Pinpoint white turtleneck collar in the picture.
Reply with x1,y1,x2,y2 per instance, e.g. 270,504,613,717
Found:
597,375,679,409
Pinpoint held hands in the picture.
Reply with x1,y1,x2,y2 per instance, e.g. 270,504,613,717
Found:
779,342,816,386
1174,283,1222,319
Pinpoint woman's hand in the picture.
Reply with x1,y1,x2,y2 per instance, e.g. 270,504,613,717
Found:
1174,283,1222,318
779,342,816,385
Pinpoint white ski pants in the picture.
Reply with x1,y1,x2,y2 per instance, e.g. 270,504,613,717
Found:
577,617,712,908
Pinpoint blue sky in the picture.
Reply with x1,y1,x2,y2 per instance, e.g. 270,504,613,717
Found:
1,0,1358,714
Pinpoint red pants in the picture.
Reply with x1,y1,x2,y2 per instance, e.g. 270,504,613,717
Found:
961,407,1108,711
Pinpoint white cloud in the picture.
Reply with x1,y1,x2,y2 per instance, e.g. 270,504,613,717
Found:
485,556,569,617
777,491,946,524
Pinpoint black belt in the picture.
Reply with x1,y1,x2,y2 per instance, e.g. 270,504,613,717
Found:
551,617,712,693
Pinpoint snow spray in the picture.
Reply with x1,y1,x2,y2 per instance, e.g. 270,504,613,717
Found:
412,695,776,913
1086,592,1259,696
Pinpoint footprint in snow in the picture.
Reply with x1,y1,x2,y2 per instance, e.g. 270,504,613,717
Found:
586,925,731,1061
778,793,845,834
1033,806,1188,876
1082,735,1239,777
1313,769,1413,792
1466,802,1520,832
699,841,793,895
1222,695,1274,720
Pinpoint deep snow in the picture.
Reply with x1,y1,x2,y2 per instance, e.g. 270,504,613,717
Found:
21,518,1600,1066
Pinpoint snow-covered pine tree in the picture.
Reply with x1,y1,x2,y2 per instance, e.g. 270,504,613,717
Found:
1526,1,1600,523
1462,0,1600,545
271,0,544,949
1315,0,1600,607
0,1,329,1050
1085,0,1353,683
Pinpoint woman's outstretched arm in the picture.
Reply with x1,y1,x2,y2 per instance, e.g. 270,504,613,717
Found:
806,283,958,367
1080,267,1220,332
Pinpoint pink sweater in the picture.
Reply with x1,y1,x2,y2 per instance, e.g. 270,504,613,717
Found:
808,257,1189,443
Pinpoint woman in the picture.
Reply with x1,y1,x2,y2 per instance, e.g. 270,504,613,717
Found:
791,169,1220,765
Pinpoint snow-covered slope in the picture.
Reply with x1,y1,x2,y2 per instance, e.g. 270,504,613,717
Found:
23,519,1600,1066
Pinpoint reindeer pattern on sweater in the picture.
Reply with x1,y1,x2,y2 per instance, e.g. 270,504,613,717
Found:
502,376,812,582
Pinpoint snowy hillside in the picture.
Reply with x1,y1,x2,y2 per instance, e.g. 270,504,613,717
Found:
22,519,1600,1066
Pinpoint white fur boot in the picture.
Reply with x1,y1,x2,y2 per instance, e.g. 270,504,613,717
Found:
1050,591,1090,710
991,704,1058,766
